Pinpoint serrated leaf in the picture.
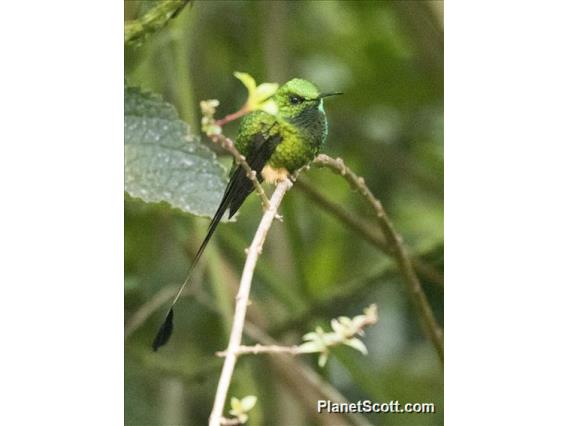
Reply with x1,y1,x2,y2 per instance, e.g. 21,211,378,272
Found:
125,86,228,218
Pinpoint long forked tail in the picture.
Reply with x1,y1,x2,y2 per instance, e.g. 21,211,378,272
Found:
151,165,257,351
150,224,217,350
151,132,282,351
150,212,223,351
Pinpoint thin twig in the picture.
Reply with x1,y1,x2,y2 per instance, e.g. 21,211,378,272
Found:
215,107,249,127
216,344,300,357
209,133,271,210
209,179,293,426
312,154,444,363
295,178,444,286
217,304,377,359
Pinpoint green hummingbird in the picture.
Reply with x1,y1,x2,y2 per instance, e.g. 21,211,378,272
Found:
152,78,341,351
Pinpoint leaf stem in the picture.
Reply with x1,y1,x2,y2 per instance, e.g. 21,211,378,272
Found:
215,107,249,127
216,344,300,357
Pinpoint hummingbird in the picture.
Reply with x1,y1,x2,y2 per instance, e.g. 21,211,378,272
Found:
152,78,341,351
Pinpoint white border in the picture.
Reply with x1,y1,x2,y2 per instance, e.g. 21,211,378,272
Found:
446,1,568,424
0,1,123,424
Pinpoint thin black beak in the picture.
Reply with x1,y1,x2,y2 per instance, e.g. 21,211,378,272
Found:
318,91,343,99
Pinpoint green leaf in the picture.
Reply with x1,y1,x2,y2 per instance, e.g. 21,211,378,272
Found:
229,397,241,413
240,396,258,412
318,352,329,367
233,71,279,114
297,341,324,354
344,337,368,355
125,86,228,218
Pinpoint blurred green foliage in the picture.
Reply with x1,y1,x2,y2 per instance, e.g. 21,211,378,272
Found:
125,1,443,425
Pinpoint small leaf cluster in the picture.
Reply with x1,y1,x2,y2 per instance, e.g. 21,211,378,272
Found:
297,304,378,367
200,72,280,137
228,395,257,424
233,72,279,115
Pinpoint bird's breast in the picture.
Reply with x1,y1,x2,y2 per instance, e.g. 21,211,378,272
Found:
269,117,325,172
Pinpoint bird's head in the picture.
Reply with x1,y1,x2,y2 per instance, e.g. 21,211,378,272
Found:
274,78,342,120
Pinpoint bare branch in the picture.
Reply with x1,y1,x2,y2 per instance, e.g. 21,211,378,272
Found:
216,344,300,357
312,154,444,363
209,179,293,426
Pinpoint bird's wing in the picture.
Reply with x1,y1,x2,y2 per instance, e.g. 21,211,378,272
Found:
191,130,282,266
228,131,282,217
151,130,282,351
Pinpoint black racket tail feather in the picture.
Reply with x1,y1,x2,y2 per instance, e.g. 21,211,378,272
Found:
152,308,174,351
150,171,237,351
150,211,223,352
151,132,283,351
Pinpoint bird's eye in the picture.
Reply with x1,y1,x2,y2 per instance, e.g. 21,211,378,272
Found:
289,95,304,105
